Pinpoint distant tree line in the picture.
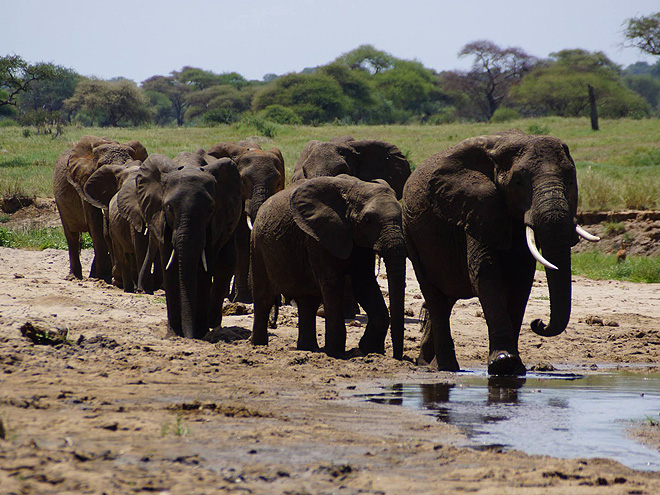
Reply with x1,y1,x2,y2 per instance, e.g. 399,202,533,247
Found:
1,13,659,129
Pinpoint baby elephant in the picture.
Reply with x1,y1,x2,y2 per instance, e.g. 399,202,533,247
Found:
250,175,406,359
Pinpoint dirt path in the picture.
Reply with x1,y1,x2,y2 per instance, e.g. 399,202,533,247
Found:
1,245,659,494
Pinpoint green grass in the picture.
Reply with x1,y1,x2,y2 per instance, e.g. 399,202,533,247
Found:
1,117,659,209
0,226,92,250
571,252,660,283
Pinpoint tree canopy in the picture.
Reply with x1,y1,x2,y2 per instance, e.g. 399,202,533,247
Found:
624,12,660,56
3,34,660,129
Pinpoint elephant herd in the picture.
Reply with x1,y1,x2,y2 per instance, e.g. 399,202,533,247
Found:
53,130,599,376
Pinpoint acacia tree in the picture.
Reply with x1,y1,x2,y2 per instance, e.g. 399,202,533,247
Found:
141,75,191,126
624,12,660,56
511,49,649,118
0,55,69,110
65,78,150,127
442,40,537,120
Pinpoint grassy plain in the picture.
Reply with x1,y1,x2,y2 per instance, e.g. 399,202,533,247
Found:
1,116,659,210
1,117,659,281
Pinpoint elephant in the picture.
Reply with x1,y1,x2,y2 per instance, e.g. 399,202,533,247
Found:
83,162,161,293
250,174,407,359
206,142,285,303
402,130,599,375
136,151,243,339
292,136,411,199
53,135,148,282
292,136,412,318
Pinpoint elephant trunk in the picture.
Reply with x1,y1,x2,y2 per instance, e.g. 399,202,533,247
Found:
175,220,206,339
384,254,406,360
375,224,407,359
245,185,269,230
528,183,574,338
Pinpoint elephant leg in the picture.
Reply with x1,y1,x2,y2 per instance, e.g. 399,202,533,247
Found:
208,239,237,329
296,296,321,352
134,232,151,293
62,226,83,280
119,247,135,293
350,252,388,355
423,289,459,371
86,206,112,283
195,266,212,339
231,220,252,303
503,250,536,352
469,243,526,375
319,275,348,358
161,246,182,337
250,246,272,346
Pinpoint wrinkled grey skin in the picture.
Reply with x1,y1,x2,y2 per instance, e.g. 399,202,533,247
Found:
84,163,160,293
53,135,148,282
292,136,411,199
292,136,412,318
251,175,407,359
136,151,243,339
206,142,285,303
402,130,580,375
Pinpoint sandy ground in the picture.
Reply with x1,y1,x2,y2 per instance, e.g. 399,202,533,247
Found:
1,235,659,495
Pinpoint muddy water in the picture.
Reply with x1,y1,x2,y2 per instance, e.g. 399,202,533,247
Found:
367,371,660,471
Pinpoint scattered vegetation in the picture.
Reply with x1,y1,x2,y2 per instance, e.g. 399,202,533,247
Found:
161,415,189,437
0,227,92,250
571,252,660,283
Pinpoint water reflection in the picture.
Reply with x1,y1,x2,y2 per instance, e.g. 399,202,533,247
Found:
365,372,660,471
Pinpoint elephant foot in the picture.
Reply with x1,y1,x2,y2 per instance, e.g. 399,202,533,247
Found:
433,356,460,372
322,345,346,359
297,341,321,353
488,351,526,376
358,337,385,356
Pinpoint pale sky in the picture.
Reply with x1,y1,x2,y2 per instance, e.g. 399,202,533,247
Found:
2,0,658,83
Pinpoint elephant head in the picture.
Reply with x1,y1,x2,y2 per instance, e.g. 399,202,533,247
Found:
66,136,147,194
292,138,411,199
136,152,243,338
429,129,598,338
290,175,407,358
83,161,142,213
207,142,285,227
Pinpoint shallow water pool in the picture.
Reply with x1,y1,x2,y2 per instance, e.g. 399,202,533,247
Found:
367,371,660,471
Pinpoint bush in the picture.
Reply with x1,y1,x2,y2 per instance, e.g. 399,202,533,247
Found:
202,108,240,125
259,105,302,125
490,107,520,122
426,107,459,125
236,114,279,138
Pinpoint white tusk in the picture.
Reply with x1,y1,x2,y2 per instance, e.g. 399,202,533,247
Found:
576,224,600,242
201,249,208,272
166,249,176,271
144,227,149,236
247,216,254,231
526,226,558,271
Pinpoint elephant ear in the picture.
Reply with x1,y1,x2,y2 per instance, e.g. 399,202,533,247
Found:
207,142,248,161
428,135,512,250
83,164,127,209
290,177,353,260
201,158,243,246
123,140,149,161
116,166,145,233
266,147,286,190
348,140,411,199
136,154,176,243
66,135,109,193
